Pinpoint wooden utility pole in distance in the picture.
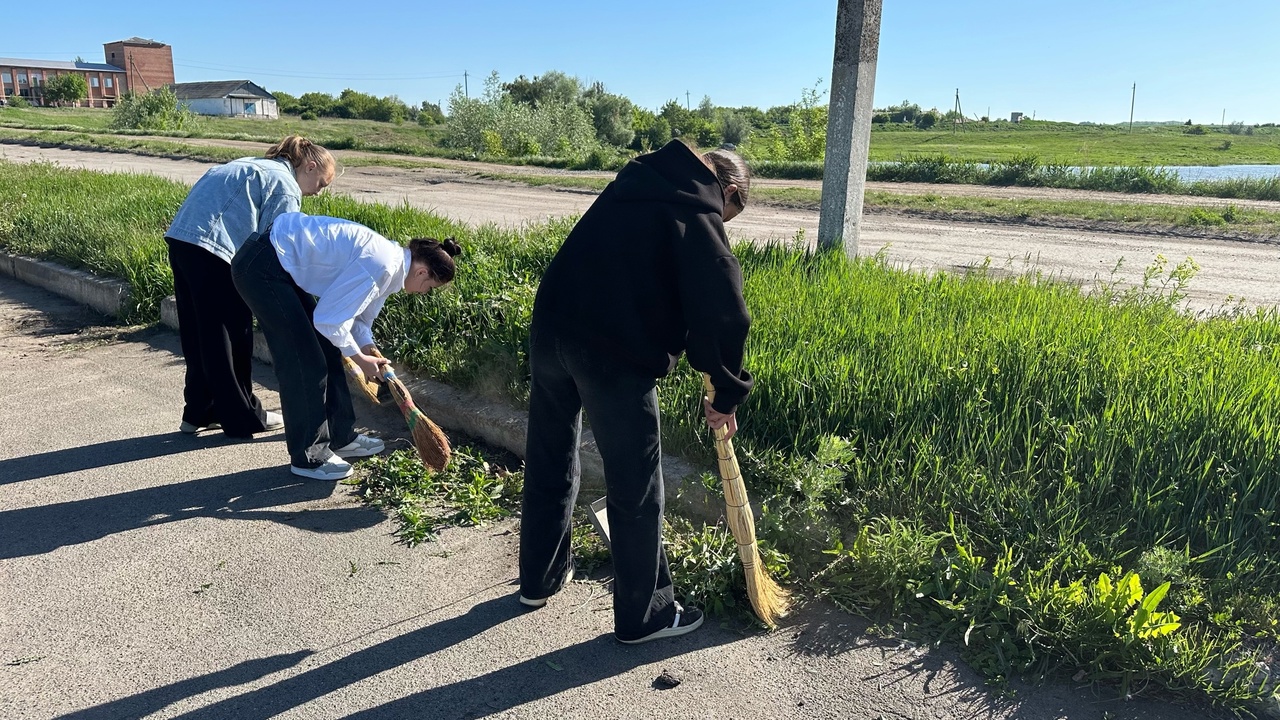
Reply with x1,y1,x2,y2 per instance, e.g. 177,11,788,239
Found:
1128,83,1135,133
953,88,964,134
464,71,469,98
818,0,883,256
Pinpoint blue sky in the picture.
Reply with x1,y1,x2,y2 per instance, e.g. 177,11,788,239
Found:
6,1,1278,124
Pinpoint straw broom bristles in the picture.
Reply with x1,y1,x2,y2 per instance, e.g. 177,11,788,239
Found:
342,356,382,405
702,373,789,628
380,362,451,472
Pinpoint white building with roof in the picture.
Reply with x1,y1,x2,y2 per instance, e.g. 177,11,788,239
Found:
170,80,278,119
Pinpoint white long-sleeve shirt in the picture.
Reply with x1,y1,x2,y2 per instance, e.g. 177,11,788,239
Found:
269,212,411,357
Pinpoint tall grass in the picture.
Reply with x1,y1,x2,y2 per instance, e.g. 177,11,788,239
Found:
756,153,1280,202
4,160,1279,709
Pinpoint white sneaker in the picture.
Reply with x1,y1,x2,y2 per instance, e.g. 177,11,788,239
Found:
263,411,284,431
333,434,385,459
180,421,221,434
291,456,353,480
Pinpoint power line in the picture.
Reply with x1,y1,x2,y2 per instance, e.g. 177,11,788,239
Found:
172,61,465,82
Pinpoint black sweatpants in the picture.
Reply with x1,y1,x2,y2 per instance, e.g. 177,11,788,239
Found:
519,325,676,641
230,235,357,469
165,238,267,436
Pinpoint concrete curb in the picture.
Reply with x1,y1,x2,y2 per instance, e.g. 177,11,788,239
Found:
3,252,719,522
1,253,132,318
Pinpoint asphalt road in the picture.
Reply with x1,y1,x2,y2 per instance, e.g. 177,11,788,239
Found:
0,269,1230,718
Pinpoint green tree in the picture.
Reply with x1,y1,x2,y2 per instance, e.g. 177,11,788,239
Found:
718,109,750,146
584,90,634,147
272,90,301,114
733,105,771,132
502,71,581,108
659,99,695,139
43,73,88,106
446,71,596,159
915,110,939,130
697,95,715,120
297,92,336,117
418,100,445,125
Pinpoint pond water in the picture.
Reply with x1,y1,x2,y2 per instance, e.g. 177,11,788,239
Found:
1158,165,1280,182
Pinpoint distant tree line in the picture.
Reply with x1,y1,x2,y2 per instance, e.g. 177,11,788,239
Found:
264,73,982,166
270,88,444,126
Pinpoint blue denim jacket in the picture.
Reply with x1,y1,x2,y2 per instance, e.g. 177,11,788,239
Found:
165,157,302,263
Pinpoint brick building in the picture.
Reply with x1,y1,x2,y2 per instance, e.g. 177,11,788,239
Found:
0,37,174,108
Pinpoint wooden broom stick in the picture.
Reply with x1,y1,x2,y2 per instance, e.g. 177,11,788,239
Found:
702,373,789,628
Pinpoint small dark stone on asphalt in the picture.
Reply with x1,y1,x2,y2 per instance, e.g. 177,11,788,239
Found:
653,670,681,689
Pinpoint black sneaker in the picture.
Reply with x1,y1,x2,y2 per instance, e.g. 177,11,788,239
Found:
617,603,704,645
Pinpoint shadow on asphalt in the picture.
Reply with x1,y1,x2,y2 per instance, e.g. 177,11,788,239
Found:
1,432,210,486
62,593,725,720
58,650,317,720
0,464,383,560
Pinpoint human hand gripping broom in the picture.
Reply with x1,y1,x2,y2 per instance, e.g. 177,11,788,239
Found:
702,373,789,628
348,348,451,471
342,356,382,405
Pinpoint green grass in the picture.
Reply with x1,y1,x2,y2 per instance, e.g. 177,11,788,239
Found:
752,186,1280,237
4,160,1280,711
867,120,1280,166
0,105,452,156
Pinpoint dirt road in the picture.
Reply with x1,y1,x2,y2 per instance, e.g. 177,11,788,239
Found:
4,143,1278,310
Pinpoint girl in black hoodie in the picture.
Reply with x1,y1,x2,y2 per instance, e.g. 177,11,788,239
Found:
518,140,752,644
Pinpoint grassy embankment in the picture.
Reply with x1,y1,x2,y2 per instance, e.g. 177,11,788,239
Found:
5,109,1279,237
4,159,1280,710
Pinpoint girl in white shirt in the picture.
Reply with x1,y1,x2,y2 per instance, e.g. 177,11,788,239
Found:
231,211,461,480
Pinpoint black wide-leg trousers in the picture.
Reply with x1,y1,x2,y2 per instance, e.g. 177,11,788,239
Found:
166,238,267,436
519,325,676,641
231,235,356,468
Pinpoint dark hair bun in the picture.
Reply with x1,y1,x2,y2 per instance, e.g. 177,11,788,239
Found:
441,237,462,257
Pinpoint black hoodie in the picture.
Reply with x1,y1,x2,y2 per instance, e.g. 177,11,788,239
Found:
532,140,753,414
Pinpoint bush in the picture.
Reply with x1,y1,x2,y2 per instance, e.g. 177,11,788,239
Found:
299,111,317,121
445,72,597,160
7,95,30,109
110,88,198,132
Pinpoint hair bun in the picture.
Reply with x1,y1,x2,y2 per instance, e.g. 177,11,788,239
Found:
441,237,462,257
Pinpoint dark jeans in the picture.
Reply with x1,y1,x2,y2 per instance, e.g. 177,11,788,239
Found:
166,238,267,436
519,325,676,641
230,235,357,469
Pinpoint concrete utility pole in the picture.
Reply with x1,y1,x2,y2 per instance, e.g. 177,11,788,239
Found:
818,0,883,256
1129,83,1136,133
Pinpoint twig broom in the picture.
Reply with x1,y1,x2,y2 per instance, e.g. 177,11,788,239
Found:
702,373,789,628
348,349,450,471
381,362,451,471
341,357,382,405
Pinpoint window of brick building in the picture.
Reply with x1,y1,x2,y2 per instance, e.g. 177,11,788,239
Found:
18,73,28,85
2,72,11,85
106,77,114,88
30,72,41,86
91,77,100,88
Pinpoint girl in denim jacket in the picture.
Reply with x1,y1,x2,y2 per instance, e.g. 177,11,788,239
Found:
165,135,334,438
